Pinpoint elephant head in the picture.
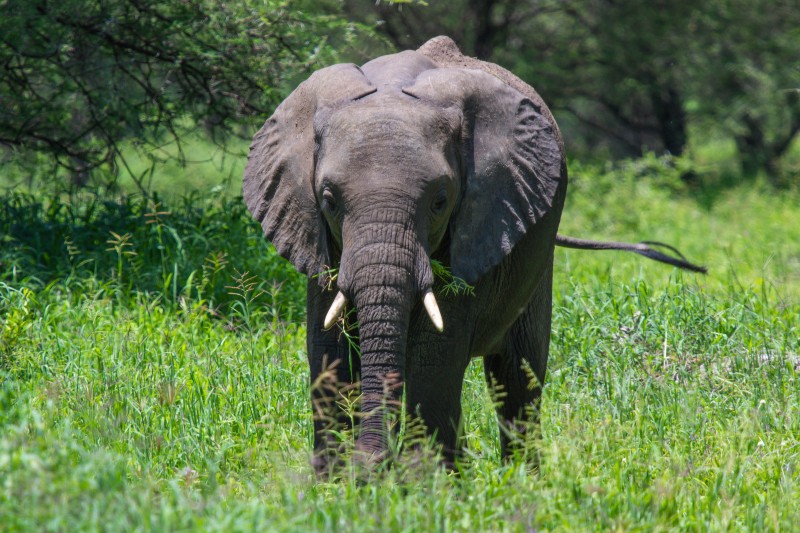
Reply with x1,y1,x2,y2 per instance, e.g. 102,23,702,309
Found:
243,40,565,458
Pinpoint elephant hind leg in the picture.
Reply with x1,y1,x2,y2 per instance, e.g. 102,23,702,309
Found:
483,266,552,462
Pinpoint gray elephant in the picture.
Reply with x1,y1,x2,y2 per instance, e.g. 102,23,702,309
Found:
243,36,704,473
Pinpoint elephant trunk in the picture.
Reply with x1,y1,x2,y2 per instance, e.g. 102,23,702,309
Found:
336,208,433,461
350,262,411,458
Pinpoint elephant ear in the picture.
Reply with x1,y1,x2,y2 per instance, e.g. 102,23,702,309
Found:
243,65,376,277
403,67,565,284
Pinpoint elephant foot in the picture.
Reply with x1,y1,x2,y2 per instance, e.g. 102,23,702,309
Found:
351,442,390,476
311,441,389,480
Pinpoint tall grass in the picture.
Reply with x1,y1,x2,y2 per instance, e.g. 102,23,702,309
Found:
0,191,304,320
1,160,798,531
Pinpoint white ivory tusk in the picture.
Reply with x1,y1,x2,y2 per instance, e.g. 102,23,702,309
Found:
323,291,347,330
423,290,444,333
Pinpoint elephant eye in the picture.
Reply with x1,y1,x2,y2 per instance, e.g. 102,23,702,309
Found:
431,189,448,216
321,188,338,215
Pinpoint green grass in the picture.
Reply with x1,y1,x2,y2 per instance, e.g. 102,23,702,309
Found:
1,161,799,531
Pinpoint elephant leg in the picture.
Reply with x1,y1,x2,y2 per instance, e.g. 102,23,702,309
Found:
483,265,552,462
404,344,471,468
306,279,361,475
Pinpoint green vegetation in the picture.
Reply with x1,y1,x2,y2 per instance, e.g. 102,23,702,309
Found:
431,260,476,297
2,160,798,530
2,2,797,528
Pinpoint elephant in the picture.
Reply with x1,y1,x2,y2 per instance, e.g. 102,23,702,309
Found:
243,36,705,473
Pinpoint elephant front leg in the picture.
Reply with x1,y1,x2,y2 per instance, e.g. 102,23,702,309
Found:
483,266,552,464
306,279,361,476
404,323,472,469
404,362,469,469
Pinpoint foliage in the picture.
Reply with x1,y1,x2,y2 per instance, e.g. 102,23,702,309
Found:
342,0,527,60
685,0,800,184
2,161,799,529
505,0,695,158
0,0,383,188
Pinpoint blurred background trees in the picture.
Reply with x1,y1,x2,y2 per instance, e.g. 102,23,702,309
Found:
1,0,798,189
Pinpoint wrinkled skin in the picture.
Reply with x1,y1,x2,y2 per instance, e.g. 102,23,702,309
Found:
243,37,699,473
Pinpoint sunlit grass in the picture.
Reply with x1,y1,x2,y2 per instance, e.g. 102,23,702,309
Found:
112,135,249,198
0,134,249,198
1,161,798,530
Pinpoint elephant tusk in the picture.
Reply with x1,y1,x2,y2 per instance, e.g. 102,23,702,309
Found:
323,291,347,330
423,290,444,332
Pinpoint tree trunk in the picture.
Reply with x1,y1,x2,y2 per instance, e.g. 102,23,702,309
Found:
650,85,687,156
735,114,778,180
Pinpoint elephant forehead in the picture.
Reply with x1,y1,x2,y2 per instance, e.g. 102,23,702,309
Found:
328,97,451,134
320,102,456,167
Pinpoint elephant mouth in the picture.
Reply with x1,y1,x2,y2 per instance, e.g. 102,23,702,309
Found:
323,287,444,332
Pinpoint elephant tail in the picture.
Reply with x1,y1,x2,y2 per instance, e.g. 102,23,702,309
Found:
555,235,708,273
